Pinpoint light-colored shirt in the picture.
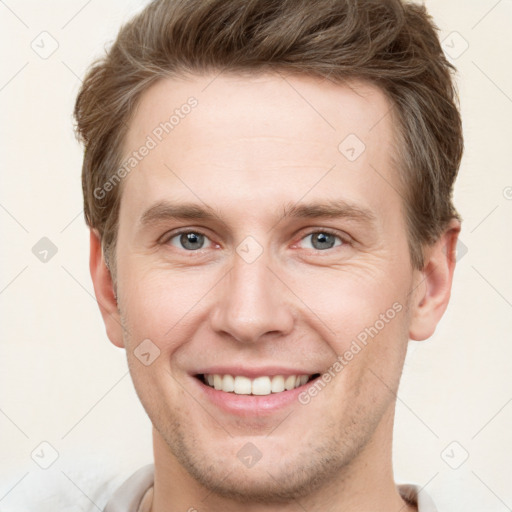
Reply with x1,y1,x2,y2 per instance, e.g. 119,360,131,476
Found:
103,464,438,512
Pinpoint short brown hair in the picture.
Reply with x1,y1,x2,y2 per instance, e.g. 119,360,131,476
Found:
74,0,463,277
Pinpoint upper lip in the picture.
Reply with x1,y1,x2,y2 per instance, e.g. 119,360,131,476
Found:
192,366,321,378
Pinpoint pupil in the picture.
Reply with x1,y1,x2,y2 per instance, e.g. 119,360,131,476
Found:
181,232,204,250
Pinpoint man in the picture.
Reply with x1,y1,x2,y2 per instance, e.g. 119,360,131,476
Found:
74,0,463,510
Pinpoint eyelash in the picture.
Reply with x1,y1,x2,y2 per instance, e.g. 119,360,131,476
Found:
160,228,351,254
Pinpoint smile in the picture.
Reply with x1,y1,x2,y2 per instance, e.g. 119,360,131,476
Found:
197,373,321,396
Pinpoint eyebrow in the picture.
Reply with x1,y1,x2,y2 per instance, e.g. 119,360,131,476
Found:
279,200,376,224
138,199,376,228
139,202,222,227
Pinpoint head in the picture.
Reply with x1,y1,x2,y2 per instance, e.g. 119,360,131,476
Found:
75,0,462,504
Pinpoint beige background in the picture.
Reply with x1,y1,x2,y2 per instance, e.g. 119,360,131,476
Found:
1,1,511,510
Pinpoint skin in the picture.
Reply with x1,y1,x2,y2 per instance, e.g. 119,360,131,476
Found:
90,72,460,512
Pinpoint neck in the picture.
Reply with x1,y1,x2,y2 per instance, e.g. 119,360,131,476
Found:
149,405,416,512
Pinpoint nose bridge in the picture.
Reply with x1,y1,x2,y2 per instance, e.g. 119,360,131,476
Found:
210,244,294,343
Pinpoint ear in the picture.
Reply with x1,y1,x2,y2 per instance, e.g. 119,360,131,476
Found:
89,229,125,348
408,219,461,341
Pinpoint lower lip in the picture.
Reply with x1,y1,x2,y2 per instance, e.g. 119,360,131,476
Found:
192,375,318,416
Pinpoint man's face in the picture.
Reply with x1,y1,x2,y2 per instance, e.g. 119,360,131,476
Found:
111,73,421,500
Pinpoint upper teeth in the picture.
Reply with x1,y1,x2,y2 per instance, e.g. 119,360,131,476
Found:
204,374,311,395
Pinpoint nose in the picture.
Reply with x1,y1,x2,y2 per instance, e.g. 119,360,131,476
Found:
209,249,295,344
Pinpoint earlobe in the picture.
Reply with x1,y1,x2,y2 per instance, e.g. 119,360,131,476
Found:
89,229,125,348
408,220,461,341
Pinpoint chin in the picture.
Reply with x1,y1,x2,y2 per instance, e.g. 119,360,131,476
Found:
155,414,362,505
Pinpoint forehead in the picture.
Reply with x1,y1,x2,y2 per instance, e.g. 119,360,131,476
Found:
124,71,394,155
119,72,400,226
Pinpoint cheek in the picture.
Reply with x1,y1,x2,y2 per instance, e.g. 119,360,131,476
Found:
291,267,411,393
292,266,406,334
118,265,216,348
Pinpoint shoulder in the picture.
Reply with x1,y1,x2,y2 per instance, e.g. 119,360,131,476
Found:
103,464,154,512
397,483,439,512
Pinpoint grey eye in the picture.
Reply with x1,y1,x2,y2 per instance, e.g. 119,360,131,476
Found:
169,232,210,250
302,232,342,250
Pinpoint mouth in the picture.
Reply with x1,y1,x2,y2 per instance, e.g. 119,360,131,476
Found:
195,373,322,396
